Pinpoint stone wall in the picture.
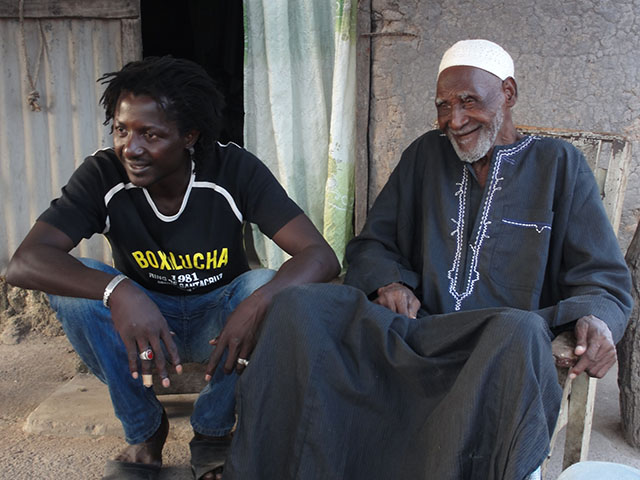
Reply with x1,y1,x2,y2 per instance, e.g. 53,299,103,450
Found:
362,0,640,250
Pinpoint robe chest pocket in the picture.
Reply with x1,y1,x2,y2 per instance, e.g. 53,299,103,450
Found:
489,207,554,292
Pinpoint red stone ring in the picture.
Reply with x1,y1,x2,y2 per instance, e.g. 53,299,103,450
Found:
139,348,154,361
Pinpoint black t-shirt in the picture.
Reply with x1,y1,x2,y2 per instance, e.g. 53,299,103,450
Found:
39,142,303,294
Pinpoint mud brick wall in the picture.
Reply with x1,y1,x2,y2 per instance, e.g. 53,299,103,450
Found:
362,0,640,251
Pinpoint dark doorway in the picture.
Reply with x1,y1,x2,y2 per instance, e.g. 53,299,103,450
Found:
140,0,245,146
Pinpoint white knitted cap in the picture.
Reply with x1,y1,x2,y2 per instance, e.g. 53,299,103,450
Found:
438,39,514,81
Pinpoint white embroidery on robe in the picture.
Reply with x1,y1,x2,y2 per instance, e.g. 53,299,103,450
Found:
501,219,551,233
448,136,537,310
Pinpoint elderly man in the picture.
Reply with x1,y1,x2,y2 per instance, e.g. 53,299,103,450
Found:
223,40,632,480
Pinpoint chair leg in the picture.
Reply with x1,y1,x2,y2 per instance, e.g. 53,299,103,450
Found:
543,370,572,476
562,373,597,470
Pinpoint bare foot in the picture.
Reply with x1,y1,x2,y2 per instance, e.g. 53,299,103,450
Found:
192,431,232,480
114,410,169,467
201,466,222,480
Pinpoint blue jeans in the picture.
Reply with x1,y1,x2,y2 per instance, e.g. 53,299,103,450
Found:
48,258,275,444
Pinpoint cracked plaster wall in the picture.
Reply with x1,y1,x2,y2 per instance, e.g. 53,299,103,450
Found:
364,0,640,251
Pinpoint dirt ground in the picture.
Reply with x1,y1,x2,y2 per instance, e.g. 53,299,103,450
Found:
0,334,202,479
0,278,196,479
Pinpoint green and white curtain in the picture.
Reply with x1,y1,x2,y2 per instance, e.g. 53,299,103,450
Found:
243,0,357,269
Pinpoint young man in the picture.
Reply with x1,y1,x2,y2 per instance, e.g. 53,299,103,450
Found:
6,56,340,480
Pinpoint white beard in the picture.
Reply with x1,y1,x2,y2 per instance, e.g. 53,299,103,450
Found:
447,108,504,164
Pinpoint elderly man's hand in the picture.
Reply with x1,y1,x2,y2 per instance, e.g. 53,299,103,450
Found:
570,315,617,379
374,282,421,319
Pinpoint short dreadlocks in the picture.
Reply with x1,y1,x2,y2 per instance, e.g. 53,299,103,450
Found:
99,56,225,158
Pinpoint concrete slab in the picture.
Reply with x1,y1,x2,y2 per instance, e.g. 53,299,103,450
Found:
24,374,197,441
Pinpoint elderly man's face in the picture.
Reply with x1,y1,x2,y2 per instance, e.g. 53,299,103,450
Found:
435,66,507,163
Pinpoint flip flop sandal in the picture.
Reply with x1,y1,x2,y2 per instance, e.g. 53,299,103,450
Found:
103,459,161,479
189,435,231,479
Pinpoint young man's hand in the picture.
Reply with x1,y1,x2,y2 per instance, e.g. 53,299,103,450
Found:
109,280,182,387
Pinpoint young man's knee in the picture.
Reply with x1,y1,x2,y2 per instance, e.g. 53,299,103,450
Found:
48,258,119,315
47,292,101,317
234,268,276,296
77,257,118,273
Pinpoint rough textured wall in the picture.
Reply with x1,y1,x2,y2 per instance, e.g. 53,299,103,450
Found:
365,0,640,250
0,278,61,344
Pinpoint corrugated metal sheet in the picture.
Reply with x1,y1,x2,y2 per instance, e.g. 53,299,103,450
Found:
0,10,140,273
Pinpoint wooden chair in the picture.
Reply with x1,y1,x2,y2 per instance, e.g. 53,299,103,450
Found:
515,126,632,471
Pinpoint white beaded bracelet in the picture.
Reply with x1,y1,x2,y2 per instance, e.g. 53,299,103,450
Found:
102,274,128,308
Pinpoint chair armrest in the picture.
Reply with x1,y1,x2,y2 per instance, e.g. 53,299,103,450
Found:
552,331,579,369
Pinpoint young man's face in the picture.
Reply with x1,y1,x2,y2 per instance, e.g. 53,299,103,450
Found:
435,66,508,163
113,92,194,191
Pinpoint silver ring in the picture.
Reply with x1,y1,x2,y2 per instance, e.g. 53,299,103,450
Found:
139,348,154,361
237,357,250,367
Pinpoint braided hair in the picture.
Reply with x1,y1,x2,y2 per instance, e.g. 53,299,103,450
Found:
99,56,225,158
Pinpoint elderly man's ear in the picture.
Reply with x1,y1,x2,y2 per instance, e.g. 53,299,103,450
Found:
502,78,518,107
